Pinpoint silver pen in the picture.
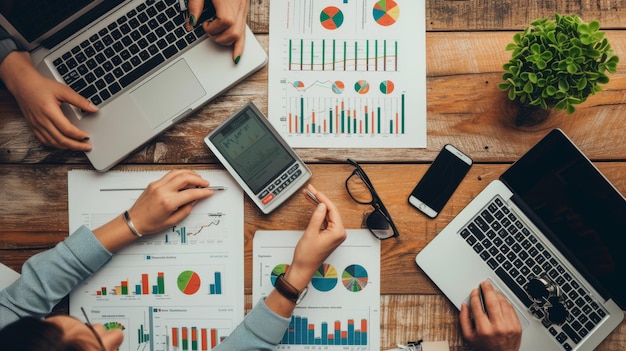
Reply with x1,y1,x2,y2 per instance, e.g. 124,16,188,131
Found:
304,188,320,204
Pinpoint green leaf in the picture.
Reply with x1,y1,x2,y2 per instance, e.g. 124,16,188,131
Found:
524,81,534,93
567,63,578,74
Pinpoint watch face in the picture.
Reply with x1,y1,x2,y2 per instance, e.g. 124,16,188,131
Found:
295,286,309,305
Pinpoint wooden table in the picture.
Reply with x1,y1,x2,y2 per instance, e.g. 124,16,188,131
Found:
1,1,625,349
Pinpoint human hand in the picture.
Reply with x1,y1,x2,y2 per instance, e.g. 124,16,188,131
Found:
186,0,249,63
126,170,216,236
459,280,522,351
284,185,347,290
0,51,97,151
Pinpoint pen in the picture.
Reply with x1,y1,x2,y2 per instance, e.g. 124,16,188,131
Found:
478,283,487,314
304,188,320,205
100,186,226,192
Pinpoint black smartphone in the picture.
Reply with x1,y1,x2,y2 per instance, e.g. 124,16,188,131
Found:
408,144,473,218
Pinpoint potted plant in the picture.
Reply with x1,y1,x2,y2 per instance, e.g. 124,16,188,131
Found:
499,14,619,126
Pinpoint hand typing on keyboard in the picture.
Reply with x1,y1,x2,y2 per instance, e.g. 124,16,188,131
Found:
0,51,97,151
459,280,522,351
185,0,249,64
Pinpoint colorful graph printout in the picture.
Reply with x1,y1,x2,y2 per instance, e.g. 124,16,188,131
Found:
68,170,244,351
254,230,380,350
268,0,426,148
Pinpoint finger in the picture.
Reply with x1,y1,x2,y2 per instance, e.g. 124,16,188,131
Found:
304,202,329,234
43,119,92,151
469,287,490,326
59,84,99,113
459,303,477,342
231,34,245,63
480,280,503,319
186,0,204,30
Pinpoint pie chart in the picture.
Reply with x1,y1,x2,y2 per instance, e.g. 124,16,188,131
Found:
379,80,395,94
311,263,338,292
320,6,344,30
270,264,289,286
332,81,345,94
373,0,400,26
177,270,201,295
354,80,370,94
342,264,369,292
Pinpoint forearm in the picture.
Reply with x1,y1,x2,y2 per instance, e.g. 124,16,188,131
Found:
0,226,112,327
0,50,37,94
92,213,142,253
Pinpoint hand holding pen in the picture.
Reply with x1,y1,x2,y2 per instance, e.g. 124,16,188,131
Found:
283,185,347,291
459,280,523,351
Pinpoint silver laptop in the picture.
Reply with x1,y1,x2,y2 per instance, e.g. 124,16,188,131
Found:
416,129,625,351
0,0,267,171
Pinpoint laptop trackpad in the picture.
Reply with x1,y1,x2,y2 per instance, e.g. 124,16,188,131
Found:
130,59,206,128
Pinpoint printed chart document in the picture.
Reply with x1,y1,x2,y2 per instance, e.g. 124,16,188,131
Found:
68,170,244,351
254,230,380,350
268,0,426,148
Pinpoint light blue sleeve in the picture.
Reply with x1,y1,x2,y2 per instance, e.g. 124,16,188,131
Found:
215,298,291,350
0,226,112,329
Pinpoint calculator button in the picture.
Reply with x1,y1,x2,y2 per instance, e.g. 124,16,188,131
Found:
261,193,275,204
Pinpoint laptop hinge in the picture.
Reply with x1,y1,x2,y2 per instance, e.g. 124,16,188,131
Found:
41,0,125,49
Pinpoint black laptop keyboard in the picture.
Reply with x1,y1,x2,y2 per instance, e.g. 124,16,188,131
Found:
52,0,207,106
460,196,608,351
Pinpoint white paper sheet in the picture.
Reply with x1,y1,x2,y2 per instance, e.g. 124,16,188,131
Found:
68,170,244,351
268,0,427,148
254,229,380,350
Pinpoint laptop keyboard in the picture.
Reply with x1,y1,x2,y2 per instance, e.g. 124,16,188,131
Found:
460,196,608,351
52,0,208,106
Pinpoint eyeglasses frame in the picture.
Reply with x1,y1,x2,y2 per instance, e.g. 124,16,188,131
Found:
345,159,400,240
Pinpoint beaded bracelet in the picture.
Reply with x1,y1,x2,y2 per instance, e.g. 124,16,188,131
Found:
123,210,143,238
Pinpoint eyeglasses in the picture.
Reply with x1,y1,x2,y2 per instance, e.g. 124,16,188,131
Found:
81,307,106,351
526,276,569,325
345,159,400,240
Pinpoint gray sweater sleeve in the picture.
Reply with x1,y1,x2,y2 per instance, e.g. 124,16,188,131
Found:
0,226,113,328
0,27,19,65
0,225,291,348
215,298,291,350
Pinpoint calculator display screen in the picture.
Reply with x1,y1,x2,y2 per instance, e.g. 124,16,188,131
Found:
209,107,295,194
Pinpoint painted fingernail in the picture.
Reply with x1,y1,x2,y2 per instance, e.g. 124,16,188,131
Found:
81,137,90,141
234,55,241,64
188,14,196,27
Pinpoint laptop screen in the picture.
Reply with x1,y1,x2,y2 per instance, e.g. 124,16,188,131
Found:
1,0,98,43
500,129,626,309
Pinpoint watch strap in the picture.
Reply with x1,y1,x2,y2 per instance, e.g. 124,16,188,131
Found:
274,273,301,303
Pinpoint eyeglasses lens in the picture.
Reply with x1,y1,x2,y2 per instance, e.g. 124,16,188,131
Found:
346,173,374,204
365,210,395,239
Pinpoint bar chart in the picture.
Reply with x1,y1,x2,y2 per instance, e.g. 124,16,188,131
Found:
284,94,405,135
281,315,369,346
287,38,398,72
167,326,225,351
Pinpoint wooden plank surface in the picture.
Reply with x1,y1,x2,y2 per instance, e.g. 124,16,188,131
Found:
3,163,626,295
2,31,626,164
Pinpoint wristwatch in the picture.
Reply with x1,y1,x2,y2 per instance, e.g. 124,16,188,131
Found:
275,273,308,304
